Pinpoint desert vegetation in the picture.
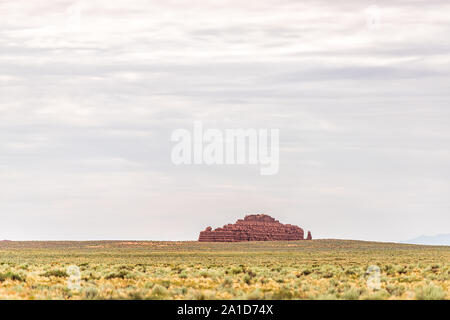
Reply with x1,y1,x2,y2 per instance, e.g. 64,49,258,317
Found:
0,240,448,300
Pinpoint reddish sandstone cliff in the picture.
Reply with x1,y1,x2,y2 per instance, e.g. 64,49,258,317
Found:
198,214,312,242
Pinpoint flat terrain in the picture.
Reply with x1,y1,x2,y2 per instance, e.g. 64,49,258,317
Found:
0,240,448,300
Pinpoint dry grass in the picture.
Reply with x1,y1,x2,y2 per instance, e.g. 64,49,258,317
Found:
0,239,448,300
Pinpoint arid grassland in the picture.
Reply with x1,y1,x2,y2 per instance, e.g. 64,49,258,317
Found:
0,240,448,300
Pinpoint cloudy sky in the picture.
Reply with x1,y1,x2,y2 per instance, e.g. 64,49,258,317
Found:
1,0,449,241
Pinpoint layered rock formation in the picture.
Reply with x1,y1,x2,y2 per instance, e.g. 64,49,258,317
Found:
198,214,312,242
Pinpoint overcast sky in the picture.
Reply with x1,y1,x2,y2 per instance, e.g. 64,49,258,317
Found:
1,0,449,241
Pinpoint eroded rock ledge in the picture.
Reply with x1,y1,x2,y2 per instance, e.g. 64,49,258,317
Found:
198,214,312,242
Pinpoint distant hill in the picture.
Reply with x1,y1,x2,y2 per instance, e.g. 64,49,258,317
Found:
402,234,450,246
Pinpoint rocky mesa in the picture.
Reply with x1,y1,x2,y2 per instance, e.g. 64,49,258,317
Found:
198,214,312,242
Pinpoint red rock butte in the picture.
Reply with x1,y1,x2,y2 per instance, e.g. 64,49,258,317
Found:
198,214,312,242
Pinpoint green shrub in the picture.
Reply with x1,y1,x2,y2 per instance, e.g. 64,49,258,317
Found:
104,270,129,279
386,284,405,296
364,289,390,300
0,272,25,282
342,288,361,300
272,286,293,299
41,270,68,278
415,284,446,300
230,266,243,275
245,289,264,300
300,269,312,276
221,277,233,287
83,287,99,299
152,284,168,297
161,280,171,288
